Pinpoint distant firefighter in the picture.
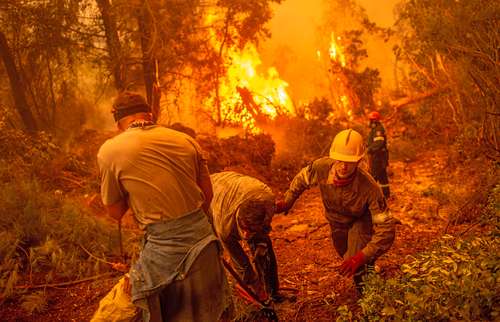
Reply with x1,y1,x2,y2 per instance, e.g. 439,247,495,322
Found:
367,111,390,198
276,129,397,294
210,171,284,302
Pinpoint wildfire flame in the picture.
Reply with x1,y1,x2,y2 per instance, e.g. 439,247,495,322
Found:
328,32,353,119
329,32,346,67
314,32,354,120
206,14,295,133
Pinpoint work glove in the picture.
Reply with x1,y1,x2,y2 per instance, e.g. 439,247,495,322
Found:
274,199,288,214
338,251,367,277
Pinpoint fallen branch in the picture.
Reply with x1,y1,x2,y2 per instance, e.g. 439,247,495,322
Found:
459,220,483,237
79,243,129,272
58,175,85,187
283,278,298,286
15,272,116,289
79,243,114,265
389,87,448,110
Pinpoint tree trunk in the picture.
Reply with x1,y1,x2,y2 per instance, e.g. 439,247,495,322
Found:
96,0,125,91
0,30,37,132
390,86,448,109
137,1,160,122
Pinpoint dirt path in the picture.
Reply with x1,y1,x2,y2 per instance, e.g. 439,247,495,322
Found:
1,149,462,321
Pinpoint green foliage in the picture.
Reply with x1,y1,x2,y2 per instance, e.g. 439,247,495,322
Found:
394,0,500,152
0,178,133,301
0,125,57,163
300,97,331,121
344,66,381,113
1,0,98,134
337,190,500,321
216,0,283,46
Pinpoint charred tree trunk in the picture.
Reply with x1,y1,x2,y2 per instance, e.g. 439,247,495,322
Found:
0,30,37,132
213,10,233,126
137,1,160,122
96,0,125,91
390,87,448,109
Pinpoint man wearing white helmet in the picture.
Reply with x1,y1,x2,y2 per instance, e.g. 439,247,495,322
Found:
275,129,396,293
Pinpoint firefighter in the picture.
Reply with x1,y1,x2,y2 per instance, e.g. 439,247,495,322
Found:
97,91,230,321
367,111,390,198
275,129,396,293
210,171,283,302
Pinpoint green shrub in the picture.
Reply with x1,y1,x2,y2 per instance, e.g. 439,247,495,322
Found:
337,193,500,321
0,179,134,302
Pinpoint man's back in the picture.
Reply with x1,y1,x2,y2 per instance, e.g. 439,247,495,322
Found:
210,171,274,239
98,125,207,227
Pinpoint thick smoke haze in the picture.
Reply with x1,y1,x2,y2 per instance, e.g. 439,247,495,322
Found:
260,0,399,105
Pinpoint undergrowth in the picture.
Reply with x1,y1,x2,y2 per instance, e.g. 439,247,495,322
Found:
336,184,500,321
0,125,137,313
0,179,135,305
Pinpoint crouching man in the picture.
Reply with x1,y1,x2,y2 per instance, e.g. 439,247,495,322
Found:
210,171,283,302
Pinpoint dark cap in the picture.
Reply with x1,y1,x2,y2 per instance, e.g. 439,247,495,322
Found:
112,91,151,122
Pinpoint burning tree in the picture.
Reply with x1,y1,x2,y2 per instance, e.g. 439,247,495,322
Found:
205,40,295,133
203,5,294,134
319,30,381,120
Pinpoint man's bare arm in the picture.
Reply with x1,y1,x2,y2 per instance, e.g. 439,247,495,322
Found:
198,174,213,214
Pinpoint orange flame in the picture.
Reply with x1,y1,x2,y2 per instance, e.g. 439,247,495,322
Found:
314,32,354,120
329,33,354,119
329,32,346,67
206,15,294,133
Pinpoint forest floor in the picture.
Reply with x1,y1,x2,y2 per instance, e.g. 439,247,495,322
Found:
0,145,492,322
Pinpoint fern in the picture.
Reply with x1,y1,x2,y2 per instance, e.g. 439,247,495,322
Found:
0,178,137,300
20,291,48,314
1,263,19,300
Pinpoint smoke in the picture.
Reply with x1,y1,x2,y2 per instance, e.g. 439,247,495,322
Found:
259,0,399,105
259,0,328,106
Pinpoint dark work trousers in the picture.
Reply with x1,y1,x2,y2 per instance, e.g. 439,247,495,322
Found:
369,153,390,198
330,221,375,295
248,234,280,297
146,243,228,322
